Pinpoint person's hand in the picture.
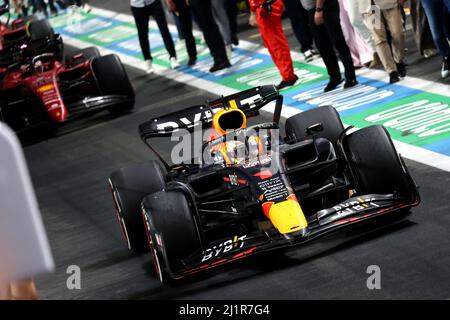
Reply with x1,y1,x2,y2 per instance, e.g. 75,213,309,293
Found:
185,0,190,6
249,12,257,27
166,0,177,11
314,11,324,26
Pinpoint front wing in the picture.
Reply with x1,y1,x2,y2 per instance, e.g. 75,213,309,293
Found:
169,194,419,279
65,94,134,120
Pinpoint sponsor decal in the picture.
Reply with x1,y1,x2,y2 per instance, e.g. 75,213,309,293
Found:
56,16,116,36
36,84,55,93
343,92,450,154
219,61,327,91
283,77,418,116
331,198,380,218
78,24,137,46
201,235,247,262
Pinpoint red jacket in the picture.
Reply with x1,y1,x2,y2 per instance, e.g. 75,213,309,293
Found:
249,0,284,16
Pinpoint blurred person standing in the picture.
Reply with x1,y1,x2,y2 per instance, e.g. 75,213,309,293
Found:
170,0,198,66
359,0,407,83
249,0,298,90
188,0,231,72
339,0,373,67
0,124,54,300
10,0,29,17
0,280,38,300
410,0,436,59
226,0,239,45
301,0,358,92
420,0,450,78
69,0,91,12
282,0,316,62
345,0,381,68
211,0,233,59
131,0,179,74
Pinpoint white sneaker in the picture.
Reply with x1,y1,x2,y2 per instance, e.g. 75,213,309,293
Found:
303,49,314,62
145,60,154,74
170,57,180,69
442,58,450,79
226,45,232,61
83,3,92,13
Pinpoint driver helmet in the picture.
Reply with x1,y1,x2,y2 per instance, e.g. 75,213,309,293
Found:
34,60,44,73
208,100,264,165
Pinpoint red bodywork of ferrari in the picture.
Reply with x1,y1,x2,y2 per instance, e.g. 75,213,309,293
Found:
0,56,91,123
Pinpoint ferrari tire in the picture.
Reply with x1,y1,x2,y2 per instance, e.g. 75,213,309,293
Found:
29,19,54,40
345,125,415,202
142,189,201,282
285,106,344,149
91,54,135,115
108,161,166,253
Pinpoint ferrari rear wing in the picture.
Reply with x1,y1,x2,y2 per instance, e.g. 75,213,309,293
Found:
139,85,283,140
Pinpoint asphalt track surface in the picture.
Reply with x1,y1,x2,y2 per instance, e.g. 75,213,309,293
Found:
26,1,450,299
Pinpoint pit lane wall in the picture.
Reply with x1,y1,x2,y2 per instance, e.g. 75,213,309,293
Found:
49,8,450,172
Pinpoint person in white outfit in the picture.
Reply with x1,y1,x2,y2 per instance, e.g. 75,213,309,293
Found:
130,0,180,74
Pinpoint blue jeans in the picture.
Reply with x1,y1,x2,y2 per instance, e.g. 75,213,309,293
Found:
421,0,450,57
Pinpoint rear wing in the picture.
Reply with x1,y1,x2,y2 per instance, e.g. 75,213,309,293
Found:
139,85,283,140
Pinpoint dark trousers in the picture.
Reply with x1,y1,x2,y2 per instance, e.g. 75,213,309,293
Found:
421,0,450,57
131,1,176,61
190,0,229,64
226,0,239,44
307,3,355,81
172,0,197,60
282,0,313,53
31,0,64,14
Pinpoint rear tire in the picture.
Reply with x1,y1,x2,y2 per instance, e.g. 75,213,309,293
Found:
345,125,416,202
29,19,54,40
285,106,344,149
142,189,201,282
108,161,166,253
91,54,135,115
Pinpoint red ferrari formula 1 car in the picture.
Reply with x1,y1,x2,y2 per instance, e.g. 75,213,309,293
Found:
108,86,420,283
0,44,135,132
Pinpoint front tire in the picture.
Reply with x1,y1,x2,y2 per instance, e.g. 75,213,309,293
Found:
142,189,202,283
108,161,166,253
344,125,417,202
91,54,135,115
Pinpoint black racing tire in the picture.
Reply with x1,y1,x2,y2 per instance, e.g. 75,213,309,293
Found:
345,125,416,202
29,19,55,40
285,106,344,149
142,189,201,283
65,47,101,65
108,161,166,253
91,54,135,115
